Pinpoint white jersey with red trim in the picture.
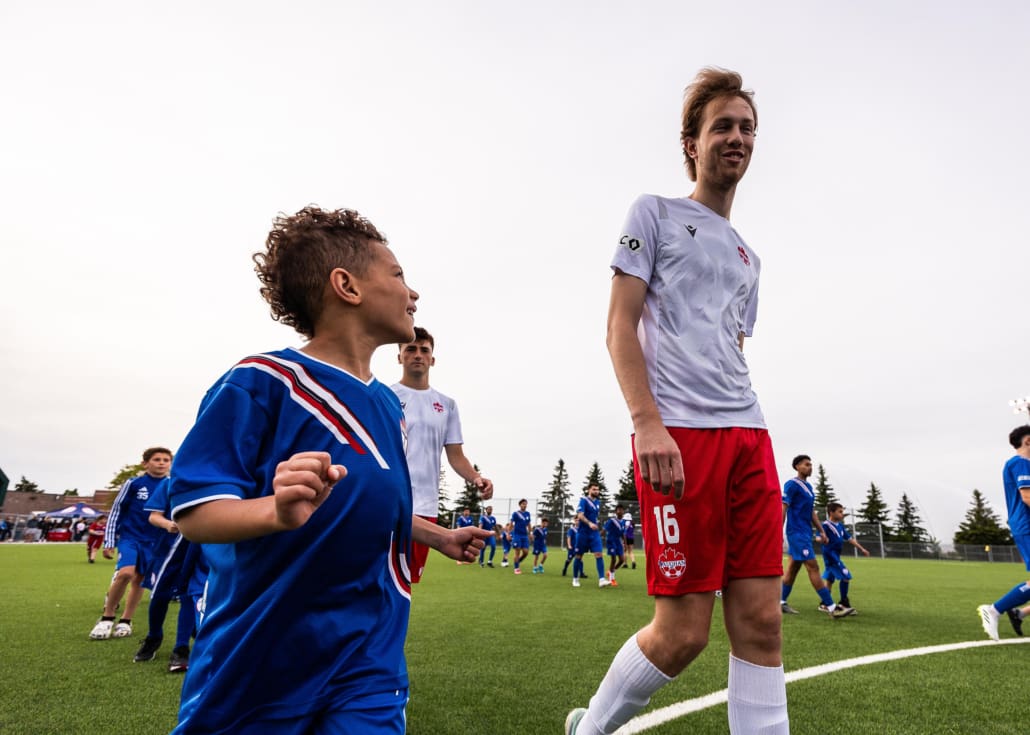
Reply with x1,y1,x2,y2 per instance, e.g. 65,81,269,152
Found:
390,383,464,516
611,194,766,429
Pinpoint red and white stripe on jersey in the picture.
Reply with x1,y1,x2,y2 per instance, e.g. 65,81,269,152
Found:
236,353,391,470
388,531,412,601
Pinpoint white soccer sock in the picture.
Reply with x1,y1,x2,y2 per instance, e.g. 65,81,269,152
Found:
727,654,789,734
582,635,672,734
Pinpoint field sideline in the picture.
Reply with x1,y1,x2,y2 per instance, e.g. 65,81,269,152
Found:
1,544,1024,734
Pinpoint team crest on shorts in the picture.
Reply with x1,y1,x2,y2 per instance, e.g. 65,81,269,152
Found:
657,547,686,579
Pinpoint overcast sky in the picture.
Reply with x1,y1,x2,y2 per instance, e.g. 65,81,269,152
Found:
2,0,1028,540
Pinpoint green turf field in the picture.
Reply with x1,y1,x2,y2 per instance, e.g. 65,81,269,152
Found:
1,544,1026,734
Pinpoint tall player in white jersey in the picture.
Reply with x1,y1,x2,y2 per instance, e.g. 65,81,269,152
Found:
392,326,494,583
566,68,788,734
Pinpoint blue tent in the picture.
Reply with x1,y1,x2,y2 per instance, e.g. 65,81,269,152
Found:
43,502,105,519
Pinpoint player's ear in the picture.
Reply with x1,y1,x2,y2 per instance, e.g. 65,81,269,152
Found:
329,267,361,305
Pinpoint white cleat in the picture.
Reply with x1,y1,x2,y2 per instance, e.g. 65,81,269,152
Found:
572,577,581,588
565,708,587,735
978,604,1000,641
89,619,113,640
598,578,612,588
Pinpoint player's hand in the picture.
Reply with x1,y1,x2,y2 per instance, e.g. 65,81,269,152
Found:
102,548,114,560
272,451,347,531
438,526,491,562
165,522,179,534
474,476,494,500
634,423,685,499
861,548,870,557
818,533,828,545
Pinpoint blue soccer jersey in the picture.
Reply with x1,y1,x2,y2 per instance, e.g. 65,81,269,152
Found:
169,349,412,732
512,510,531,536
820,520,851,565
480,514,497,532
782,478,816,538
577,496,600,529
532,525,548,554
604,516,624,556
1003,455,1030,537
105,474,167,549
456,514,474,529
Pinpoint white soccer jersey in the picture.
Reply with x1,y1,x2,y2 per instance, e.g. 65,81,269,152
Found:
391,383,464,516
611,194,765,429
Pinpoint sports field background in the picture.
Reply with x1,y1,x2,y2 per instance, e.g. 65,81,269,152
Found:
1,544,1025,734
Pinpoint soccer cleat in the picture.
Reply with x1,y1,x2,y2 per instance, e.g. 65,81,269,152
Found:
818,604,830,613
572,577,581,588
832,605,855,618
610,579,619,587
781,602,799,615
487,561,494,568
89,619,114,640
514,568,522,575
978,604,1000,641
564,707,587,735
134,635,163,662
632,561,637,569
112,621,133,638
839,597,851,608
1007,608,1024,636
501,560,509,567
168,646,190,673
599,578,612,588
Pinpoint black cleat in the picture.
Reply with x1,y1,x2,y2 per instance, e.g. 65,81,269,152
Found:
1008,608,1024,636
133,635,163,662
168,646,190,673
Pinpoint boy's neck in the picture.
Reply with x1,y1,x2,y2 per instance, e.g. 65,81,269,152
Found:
301,334,375,382
399,375,430,390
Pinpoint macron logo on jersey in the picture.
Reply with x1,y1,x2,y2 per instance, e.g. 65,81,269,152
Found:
685,224,697,237
236,353,391,470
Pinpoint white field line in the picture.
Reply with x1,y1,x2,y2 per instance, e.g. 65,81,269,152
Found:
615,637,1030,734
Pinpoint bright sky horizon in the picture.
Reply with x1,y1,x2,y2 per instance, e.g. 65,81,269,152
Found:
2,1,1028,541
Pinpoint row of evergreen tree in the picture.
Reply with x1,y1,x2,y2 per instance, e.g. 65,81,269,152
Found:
440,460,1014,547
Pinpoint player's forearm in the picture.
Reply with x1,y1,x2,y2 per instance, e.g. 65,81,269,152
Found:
176,497,283,543
607,322,663,431
412,515,450,549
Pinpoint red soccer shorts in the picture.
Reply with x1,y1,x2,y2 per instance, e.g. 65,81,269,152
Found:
633,427,783,596
409,515,436,584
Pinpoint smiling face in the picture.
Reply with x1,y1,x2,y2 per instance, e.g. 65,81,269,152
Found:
684,95,755,190
354,242,419,345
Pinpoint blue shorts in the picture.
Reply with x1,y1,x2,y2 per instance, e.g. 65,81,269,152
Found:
481,535,496,549
575,529,603,555
512,534,529,550
144,535,190,596
1015,534,1030,572
532,541,547,555
822,560,853,583
502,538,511,553
786,533,816,562
114,537,149,572
607,541,624,557
176,688,408,735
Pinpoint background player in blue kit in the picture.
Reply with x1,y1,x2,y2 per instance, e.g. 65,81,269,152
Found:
572,484,610,589
604,505,627,586
820,502,868,613
479,506,498,567
978,425,1030,641
133,478,198,670
511,499,532,574
89,447,171,640
167,206,489,734
780,454,852,617
622,511,637,570
531,517,549,573
500,521,513,567
562,522,577,576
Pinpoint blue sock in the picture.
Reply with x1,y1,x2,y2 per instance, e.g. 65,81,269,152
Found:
574,559,583,578
993,582,1030,613
781,584,793,602
840,581,850,602
173,600,194,649
595,556,606,578
818,587,835,607
148,596,170,639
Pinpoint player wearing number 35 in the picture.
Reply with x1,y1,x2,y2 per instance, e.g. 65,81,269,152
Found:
565,68,788,735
